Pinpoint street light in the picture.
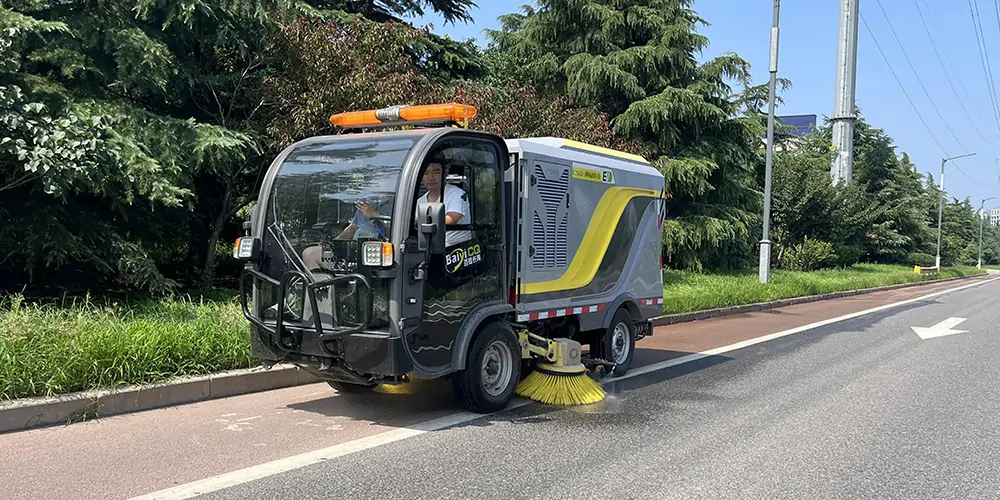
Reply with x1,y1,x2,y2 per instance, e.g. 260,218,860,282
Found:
935,152,976,269
759,0,780,284
979,196,997,269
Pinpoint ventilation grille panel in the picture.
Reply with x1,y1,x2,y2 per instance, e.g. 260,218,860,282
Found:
531,164,569,270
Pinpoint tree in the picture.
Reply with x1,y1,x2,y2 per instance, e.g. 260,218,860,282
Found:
485,0,783,270
808,113,932,263
0,1,346,291
309,0,477,24
258,16,620,148
767,132,882,268
303,0,487,80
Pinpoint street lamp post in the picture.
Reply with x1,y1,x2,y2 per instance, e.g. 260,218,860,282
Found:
979,196,997,269
759,0,780,284
936,152,976,269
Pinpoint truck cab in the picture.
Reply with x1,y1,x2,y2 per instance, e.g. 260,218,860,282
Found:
237,115,523,410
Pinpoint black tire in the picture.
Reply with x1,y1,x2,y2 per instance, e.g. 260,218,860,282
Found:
452,321,521,413
603,307,636,377
327,380,377,394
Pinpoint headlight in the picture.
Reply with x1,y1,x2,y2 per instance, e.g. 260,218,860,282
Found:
233,237,257,260
361,241,393,267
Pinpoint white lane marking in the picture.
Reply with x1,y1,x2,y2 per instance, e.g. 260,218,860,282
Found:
130,275,1000,500
130,401,533,500
614,277,997,383
911,317,969,340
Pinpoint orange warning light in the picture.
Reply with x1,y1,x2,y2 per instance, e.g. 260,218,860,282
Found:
329,103,477,128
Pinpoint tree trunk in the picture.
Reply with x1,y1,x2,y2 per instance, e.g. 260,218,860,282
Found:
199,175,239,289
201,217,223,289
185,175,214,286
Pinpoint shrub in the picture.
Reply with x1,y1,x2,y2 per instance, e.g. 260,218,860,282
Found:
908,252,935,267
779,236,837,271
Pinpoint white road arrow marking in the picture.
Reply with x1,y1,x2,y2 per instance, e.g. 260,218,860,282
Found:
910,317,969,340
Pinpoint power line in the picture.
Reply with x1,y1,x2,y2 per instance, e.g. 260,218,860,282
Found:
858,12,949,156
918,0,992,127
970,0,1000,142
953,162,979,185
965,0,1000,184
871,0,974,155
912,0,1000,145
860,12,982,186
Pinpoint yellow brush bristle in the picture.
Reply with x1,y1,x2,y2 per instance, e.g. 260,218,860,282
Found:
514,370,606,406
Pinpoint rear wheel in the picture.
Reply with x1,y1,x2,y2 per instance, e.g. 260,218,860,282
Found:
453,321,521,413
603,308,636,377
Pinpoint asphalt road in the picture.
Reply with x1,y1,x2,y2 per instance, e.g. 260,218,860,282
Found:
193,276,1000,500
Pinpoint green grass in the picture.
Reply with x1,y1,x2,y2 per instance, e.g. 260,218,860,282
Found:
661,264,986,315
0,291,253,401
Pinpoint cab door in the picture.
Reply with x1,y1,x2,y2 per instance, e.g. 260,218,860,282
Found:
403,135,506,374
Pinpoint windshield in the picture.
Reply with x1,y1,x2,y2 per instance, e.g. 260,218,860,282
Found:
265,136,416,271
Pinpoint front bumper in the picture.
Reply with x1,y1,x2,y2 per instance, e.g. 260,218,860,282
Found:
239,267,412,383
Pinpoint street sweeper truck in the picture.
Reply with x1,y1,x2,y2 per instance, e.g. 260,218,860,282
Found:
234,103,666,413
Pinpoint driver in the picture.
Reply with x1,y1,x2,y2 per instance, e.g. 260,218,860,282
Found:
301,194,391,271
414,160,471,247
337,195,392,240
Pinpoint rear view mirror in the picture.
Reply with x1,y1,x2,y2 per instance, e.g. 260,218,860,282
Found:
418,202,446,255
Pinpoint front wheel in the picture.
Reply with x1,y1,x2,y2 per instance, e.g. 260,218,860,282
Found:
452,322,521,413
603,308,636,377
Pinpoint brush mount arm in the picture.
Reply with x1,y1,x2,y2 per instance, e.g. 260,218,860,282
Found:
517,330,585,373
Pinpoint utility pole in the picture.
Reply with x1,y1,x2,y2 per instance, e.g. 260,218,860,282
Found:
979,196,997,269
759,0,780,284
831,0,859,185
936,152,976,269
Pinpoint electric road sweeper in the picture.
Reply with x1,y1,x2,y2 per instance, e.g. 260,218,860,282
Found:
234,103,666,413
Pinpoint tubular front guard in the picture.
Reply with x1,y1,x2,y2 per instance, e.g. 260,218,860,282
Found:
238,267,413,382
239,266,374,349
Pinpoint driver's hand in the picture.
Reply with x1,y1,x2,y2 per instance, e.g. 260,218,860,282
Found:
356,200,378,217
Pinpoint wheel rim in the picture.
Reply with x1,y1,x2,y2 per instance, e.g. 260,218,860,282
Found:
611,322,631,364
481,339,514,397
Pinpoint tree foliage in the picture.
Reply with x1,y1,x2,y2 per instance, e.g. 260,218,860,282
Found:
2,0,997,298
259,15,621,148
768,111,999,270
485,0,789,270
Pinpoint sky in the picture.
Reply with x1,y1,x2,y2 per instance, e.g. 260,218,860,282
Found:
409,0,1000,213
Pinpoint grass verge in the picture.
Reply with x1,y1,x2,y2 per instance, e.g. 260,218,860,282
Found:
661,264,986,315
0,291,252,401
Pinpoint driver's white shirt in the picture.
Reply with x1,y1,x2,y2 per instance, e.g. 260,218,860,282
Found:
416,183,472,247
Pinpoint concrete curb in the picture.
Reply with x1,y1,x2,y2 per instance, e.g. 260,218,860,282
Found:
0,364,321,435
651,273,985,327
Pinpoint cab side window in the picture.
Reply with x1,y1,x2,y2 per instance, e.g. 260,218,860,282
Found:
472,162,498,226
412,139,502,238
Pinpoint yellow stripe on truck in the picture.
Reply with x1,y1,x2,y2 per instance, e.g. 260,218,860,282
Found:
560,139,651,165
521,187,660,295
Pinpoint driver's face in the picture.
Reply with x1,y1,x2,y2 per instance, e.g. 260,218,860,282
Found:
422,163,443,192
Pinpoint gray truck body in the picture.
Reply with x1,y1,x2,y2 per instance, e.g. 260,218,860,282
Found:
506,137,666,333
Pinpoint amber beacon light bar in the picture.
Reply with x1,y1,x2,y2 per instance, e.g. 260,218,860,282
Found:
329,103,478,129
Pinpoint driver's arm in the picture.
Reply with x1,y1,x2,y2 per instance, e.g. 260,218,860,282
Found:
444,185,470,226
335,223,358,240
